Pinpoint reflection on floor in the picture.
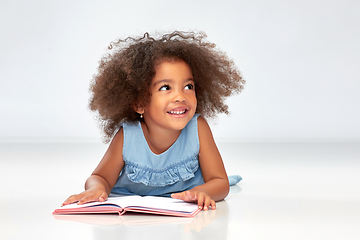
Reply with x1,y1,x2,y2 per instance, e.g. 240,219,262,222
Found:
0,142,359,239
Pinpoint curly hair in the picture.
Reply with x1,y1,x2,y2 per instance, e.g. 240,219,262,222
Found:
89,31,245,143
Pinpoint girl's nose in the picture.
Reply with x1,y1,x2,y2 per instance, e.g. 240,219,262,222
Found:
173,91,186,103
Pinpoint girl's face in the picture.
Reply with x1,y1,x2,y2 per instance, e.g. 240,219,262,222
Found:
143,60,197,132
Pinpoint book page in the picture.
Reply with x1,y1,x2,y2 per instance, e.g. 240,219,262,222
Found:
132,196,199,213
59,195,143,210
105,195,143,207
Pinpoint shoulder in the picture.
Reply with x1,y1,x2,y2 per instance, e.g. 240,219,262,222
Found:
109,127,124,149
197,115,212,136
196,115,216,147
102,127,124,164
197,115,207,125
121,121,142,141
122,121,140,130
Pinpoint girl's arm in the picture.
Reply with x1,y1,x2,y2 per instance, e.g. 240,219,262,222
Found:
171,116,230,210
62,128,125,205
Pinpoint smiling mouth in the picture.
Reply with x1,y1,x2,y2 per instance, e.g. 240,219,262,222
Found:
167,109,187,115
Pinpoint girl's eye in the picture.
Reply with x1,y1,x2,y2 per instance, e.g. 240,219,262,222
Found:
159,85,170,91
184,83,194,90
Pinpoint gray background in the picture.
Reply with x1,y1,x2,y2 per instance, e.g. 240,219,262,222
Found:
1,0,359,142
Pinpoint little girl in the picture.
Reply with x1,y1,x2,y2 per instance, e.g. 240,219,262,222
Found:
63,31,245,211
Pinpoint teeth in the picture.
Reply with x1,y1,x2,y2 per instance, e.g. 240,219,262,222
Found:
169,110,186,115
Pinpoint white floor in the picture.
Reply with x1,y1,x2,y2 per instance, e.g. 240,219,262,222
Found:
0,141,359,240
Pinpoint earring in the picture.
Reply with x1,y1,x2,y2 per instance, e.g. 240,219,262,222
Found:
140,113,143,118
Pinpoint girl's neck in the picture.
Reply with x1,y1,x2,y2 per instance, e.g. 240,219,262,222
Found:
140,122,181,155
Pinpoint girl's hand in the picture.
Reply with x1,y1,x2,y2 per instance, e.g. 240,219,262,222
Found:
62,188,108,206
171,190,216,211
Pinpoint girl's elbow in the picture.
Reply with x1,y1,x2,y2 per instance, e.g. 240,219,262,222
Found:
223,182,230,199
217,179,230,201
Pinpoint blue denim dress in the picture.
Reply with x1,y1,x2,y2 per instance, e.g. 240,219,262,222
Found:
111,114,205,196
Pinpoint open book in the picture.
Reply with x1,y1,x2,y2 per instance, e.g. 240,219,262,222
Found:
53,195,201,218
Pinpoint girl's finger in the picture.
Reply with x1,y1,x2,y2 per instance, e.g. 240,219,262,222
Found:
210,200,216,210
203,196,211,211
197,193,205,209
77,194,98,205
172,192,192,202
171,192,182,200
99,192,108,202
62,194,81,206
185,191,197,201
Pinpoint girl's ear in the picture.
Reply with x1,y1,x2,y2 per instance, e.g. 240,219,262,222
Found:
133,104,145,117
